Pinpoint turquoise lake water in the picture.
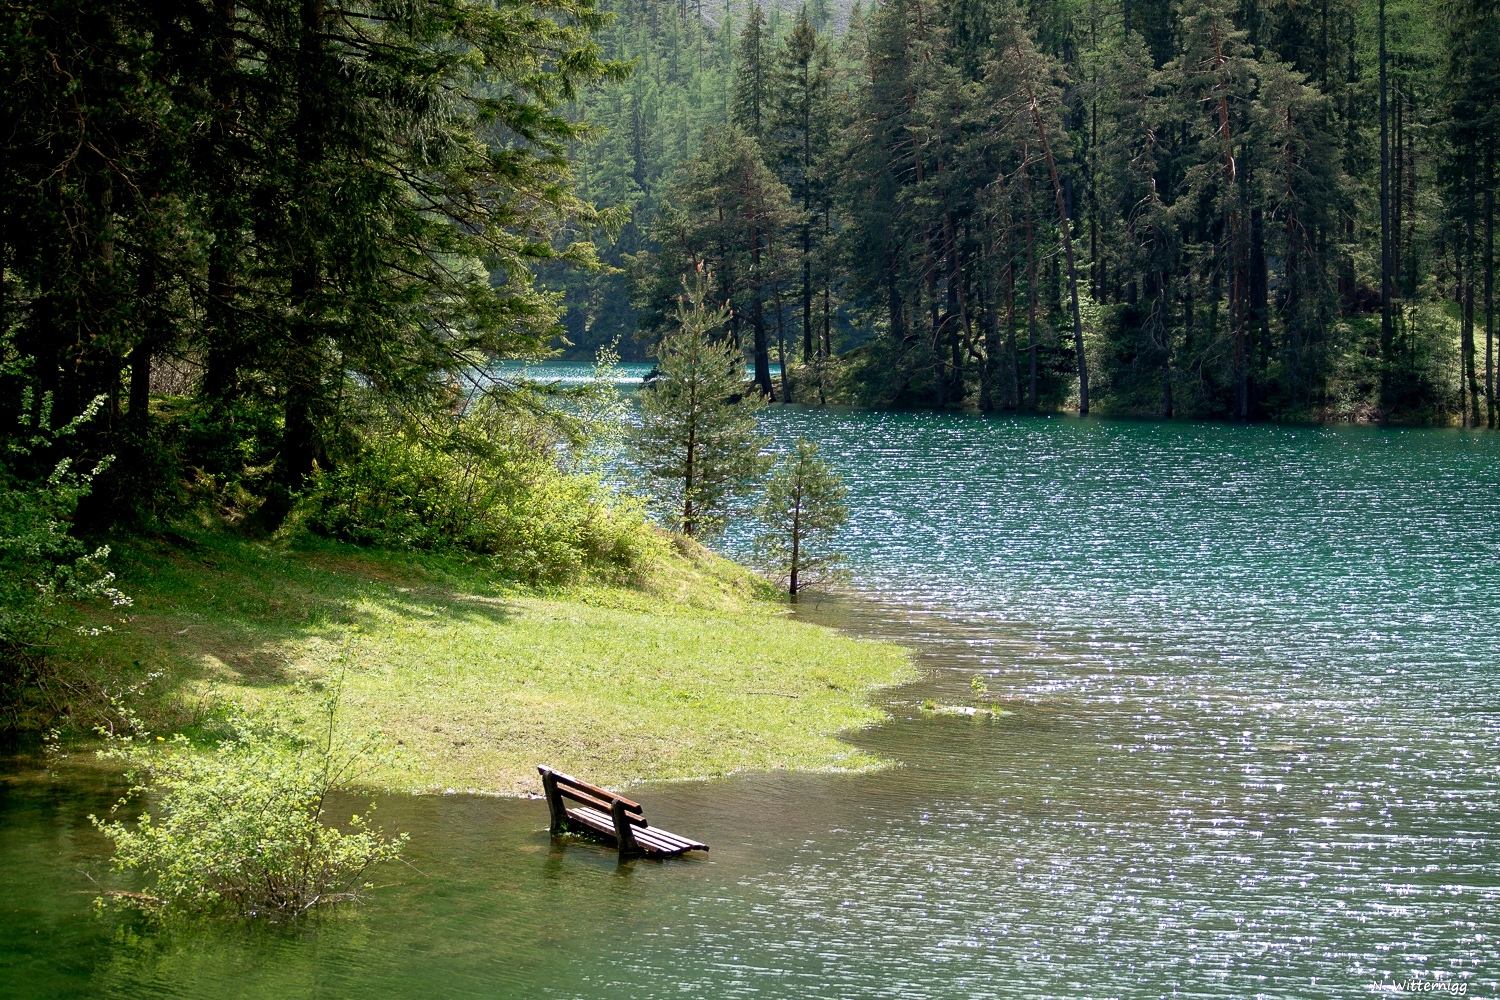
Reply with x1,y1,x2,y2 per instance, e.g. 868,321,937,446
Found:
4,397,1498,998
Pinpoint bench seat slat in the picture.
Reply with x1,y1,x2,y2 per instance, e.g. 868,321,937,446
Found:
629,826,706,855
630,829,680,853
563,807,704,855
564,805,619,838
635,826,700,850
635,829,706,853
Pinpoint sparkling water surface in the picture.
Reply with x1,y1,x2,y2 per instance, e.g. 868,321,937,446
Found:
4,395,1498,999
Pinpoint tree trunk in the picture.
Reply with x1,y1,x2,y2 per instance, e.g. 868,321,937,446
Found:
888,274,905,343
129,259,158,431
203,0,241,405
683,375,699,536
1457,238,1470,427
802,226,814,362
927,229,944,405
1392,82,1403,298
1005,222,1020,410
1017,53,1090,414
1378,0,1393,401
821,208,833,360
1026,188,1038,412
979,237,996,412
1158,270,1174,419
945,214,964,404
1466,170,1480,425
751,221,773,397
271,0,329,519
789,500,801,596
774,277,790,403
1486,146,1495,429
1247,196,1267,417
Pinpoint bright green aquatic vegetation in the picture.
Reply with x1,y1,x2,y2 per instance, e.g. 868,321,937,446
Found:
93,716,406,917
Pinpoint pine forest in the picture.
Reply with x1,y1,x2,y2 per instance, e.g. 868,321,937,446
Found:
561,0,1499,423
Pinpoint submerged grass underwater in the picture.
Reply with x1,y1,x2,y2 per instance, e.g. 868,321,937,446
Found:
55,530,913,793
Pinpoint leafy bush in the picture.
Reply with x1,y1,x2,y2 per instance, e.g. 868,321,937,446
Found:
303,383,658,585
93,712,407,918
0,386,132,709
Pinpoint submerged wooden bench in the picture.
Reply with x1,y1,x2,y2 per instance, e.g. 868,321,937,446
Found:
537,766,707,859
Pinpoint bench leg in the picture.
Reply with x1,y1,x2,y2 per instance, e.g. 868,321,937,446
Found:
610,798,641,857
540,768,568,835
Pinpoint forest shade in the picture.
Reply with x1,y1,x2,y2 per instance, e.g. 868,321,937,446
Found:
0,0,623,523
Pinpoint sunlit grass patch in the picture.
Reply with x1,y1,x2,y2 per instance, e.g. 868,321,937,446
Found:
62,531,913,794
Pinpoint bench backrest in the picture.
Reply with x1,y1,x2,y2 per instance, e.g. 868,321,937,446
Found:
539,766,646,826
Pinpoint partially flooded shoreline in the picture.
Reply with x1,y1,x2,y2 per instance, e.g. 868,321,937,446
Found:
5,413,1499,998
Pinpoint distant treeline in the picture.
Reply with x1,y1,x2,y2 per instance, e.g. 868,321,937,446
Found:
558,0,1498,423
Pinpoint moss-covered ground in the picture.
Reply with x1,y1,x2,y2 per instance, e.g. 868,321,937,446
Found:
59,531,913,795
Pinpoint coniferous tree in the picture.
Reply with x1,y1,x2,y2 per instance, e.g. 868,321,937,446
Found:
768,8,835,370
1254,57,1346,413
653,127,799,397
632,271,768,537
752,437,849,596
1443,0,1500,427
733,4,771,139
1,0,624,524
10,0,1495,482
834,0,930,404
493,0,1496,421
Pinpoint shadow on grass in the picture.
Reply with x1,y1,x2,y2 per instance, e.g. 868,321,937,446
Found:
61,531,523,729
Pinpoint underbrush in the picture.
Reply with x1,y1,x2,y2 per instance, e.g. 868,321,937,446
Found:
299,387,659,586
1,383,133,732
301,435,658,586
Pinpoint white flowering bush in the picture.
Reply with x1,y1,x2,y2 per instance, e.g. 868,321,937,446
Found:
0,385,131,697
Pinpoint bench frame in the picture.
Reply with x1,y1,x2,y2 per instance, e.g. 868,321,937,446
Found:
537,765,707,859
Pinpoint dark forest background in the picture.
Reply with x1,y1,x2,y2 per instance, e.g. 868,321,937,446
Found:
0,0,1496,545
553,0,1498,423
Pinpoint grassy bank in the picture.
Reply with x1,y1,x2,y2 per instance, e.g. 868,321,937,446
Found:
57,532,913,794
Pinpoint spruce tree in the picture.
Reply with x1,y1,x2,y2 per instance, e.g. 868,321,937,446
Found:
1,0,626,523
768,8,834,368
652,126,799,398
632,271,769,537
733,4,771,139
752,438,849,596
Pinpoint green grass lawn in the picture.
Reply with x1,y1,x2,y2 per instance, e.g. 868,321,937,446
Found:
62,531,913,794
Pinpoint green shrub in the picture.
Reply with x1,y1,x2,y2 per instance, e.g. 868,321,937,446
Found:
0,386,131,711
303,391,658,585
93,715,407,918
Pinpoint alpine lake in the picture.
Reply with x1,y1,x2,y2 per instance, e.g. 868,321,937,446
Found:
5,363,1498,998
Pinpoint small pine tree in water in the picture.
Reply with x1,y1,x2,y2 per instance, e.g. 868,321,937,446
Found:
752,438,849,596
92,674,406,918
632,269,769,537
